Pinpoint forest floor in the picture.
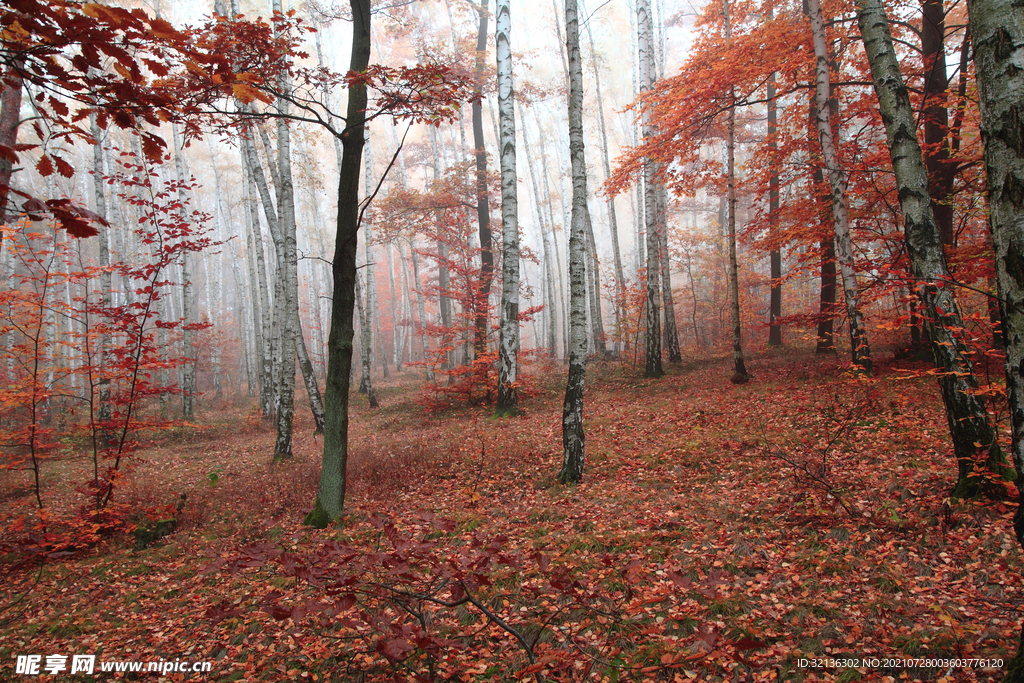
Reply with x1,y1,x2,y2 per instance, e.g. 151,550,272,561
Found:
0,347,1021,682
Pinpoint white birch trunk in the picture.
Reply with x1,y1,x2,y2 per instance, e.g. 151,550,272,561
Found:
559,0,589,483
638,0,663,378
808,0,872,372
496,0,521,414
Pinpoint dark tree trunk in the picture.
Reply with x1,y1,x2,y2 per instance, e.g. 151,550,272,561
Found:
768,72,782,347
0,65,22,236
921,0,956,248
808,93,837,355
473,0,492,359
305,0,370,528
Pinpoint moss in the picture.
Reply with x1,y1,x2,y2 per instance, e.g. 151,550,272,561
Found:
133,518,177,549
1006,643,1024,683
303,498,333,529
493,405,521,418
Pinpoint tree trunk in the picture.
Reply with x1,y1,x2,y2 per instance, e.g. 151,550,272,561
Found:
171,124,198,419
363,132,388,380
428,125,454,371
384,242,402,371
724,0,749,384
538,113,567,357
473,0,493,360
269,33,300,460
768,70,783,347
638,0,663,378
658,186,681,362
0,65,23,235
519,104,558,355
960,0,1024,669
356,252,374,398
581,0,625,355
808,0,872,373
858,0,1011,498
586,207,608,358
306,0,370,528
409,237,433,378
559,0,588,484
808,94,838,354
295,313,326,433
921,0,956,248
90,114,112,441
244,164,275,418
496,0,521,416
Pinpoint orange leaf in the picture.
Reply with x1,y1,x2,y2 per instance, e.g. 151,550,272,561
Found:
232,83,258,104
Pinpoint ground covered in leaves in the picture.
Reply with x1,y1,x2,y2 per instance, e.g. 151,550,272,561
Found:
0,349,1020,682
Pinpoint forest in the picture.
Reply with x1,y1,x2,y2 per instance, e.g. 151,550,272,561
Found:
1,0,1023,679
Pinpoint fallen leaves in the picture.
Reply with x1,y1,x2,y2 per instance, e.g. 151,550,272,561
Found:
0,354,1019,681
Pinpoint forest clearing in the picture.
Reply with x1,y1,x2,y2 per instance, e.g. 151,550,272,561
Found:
1,351,1020,681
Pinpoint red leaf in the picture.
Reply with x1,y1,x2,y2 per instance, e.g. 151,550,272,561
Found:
37,155,54,177
55,156,75,178
732,636,768,651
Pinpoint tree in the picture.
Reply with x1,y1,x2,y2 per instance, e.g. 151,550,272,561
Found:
723,0,749,384
857,0,1010,501
559,0,589,485
808,0,871,373
580,0,626,356
767,63,782,348
637,0,663,379
472,0,493,360
963,0,1024,669
495,0,521,416
305,0,371,526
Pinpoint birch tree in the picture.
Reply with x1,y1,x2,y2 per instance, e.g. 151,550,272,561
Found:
808,0,871,373
857,0,1010,500
961,2,1024,670
495,0,521,416
171,123,198,418
723,0,749,383
580,0,625,353
637,0,663,378
559,0,589,484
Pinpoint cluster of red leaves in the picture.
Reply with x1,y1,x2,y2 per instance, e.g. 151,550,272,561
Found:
0,352,1018,682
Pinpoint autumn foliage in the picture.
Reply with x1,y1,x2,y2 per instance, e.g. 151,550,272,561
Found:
0,152,212,551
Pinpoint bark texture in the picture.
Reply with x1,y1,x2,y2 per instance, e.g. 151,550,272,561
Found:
496,0,521,416
559,0,588,485
638,0,663,378
473,0,493,359
724,0,748,384
809,0,871,373
306,0,370,528
0,64,22,232
768,71,782,347
857,0,1010,498
959,1,1024,671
